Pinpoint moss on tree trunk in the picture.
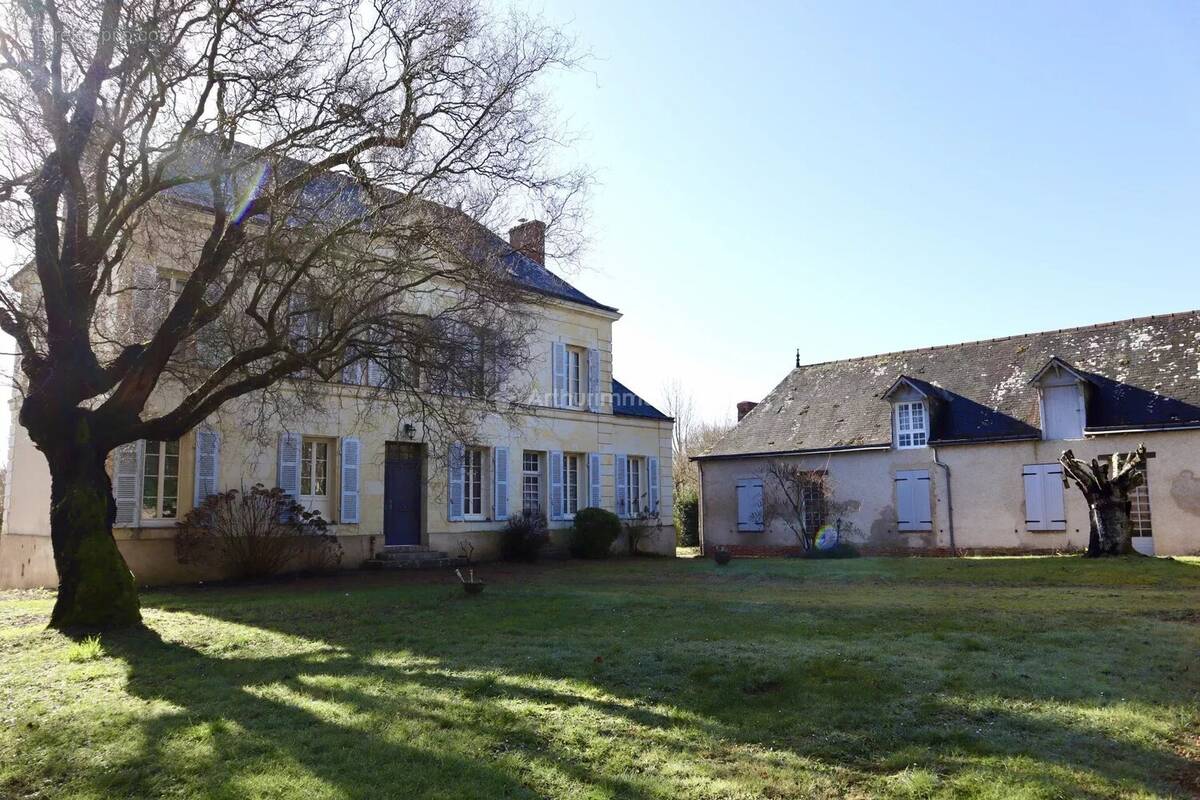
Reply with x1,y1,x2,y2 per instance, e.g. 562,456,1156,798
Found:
44,422,141,630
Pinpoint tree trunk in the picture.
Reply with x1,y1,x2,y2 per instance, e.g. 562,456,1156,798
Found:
41,421,141,630
1089,498,1135,558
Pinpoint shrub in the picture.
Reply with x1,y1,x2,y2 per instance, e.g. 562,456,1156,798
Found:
624,510,662,555
175,484,341,579
501,510,550,562
803,541,860,559
569,507,621,559
675,492,699,546
66,635,104,663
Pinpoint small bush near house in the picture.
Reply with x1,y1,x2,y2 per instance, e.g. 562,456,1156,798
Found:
624,511,662,555
802,541,860,559
175,485,339,580
569,507,621,559
501,510,551,562
674,491,699,546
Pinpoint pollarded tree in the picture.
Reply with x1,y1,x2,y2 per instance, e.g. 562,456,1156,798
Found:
1059,445,1148,557
0,0,587,629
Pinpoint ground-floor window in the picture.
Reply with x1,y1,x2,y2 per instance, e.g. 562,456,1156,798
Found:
301,437,332,518
523,451,543,514
142,439,180,520
563,453,580,516
1130,467,1153,537
463,447,485,517
626,456,643,515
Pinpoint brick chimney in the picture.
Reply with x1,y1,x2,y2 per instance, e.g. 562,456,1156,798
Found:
509,219,546,265
736,401,758,421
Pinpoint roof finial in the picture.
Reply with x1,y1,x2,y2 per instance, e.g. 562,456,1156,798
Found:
795,348,801,368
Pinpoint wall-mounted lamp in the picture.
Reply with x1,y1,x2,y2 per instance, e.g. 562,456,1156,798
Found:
403,423,417,439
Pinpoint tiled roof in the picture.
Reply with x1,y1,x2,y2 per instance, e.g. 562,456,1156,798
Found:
161,140,615,312
700,310,1200,458
612,379,671,420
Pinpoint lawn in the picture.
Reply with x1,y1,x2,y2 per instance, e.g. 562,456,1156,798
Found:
1,556,1198,799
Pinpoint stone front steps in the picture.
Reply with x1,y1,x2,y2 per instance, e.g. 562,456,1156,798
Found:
362,545,469,571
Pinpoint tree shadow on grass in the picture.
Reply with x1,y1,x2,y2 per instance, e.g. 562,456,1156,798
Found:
74,625,694,800
121,573,1198,799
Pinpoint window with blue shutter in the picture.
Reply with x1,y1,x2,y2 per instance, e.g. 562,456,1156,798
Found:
895,469,932,531
340,437,361,523
493,447,509,519
193,428,220,506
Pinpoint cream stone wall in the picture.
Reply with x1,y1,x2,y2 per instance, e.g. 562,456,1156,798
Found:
698,429,1200,556
1,294,675,588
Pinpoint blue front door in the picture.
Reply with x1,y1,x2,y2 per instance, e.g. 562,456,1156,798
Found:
385,445,422,546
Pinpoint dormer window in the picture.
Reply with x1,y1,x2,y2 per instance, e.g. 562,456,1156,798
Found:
1030,357,1088,441
895,401,928,448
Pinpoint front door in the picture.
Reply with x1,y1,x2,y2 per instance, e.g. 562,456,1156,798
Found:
385,443,422,546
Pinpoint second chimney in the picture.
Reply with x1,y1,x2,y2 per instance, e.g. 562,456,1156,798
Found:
737,401,758,422
509,219,546,265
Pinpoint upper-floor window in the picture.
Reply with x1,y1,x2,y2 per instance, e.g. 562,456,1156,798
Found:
894,401,928,448
1041,384,1084,440
567,347,583,407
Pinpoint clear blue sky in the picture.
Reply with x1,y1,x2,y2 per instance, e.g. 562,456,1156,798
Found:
2,2,1199,459
533,0,1200,422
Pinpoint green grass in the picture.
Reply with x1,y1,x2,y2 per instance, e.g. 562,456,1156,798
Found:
2,556,1199,799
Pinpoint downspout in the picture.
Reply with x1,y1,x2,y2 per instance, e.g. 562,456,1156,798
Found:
932,446,956,553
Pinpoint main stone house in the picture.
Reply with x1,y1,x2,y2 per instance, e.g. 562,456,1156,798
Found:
1,218,673,589
696,312,1200,557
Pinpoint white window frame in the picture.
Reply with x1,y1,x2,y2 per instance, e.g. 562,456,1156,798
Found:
567,346,584,408
894,401,928,449
563,453,580,516
463,447,485,519
141,439,181,521
522,450,543,515
625,456,644,516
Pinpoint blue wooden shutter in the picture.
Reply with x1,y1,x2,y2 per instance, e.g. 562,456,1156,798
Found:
340,437,361,523
588,453,601,508
448,443,465,522
552,342,567,407
648,456,660,515
549,450,564,520
587,348,601,411
114,441,142,527
193,428,220,506
277,432,301,505
736,478,764,532
493,446,509,519
615,454,628,517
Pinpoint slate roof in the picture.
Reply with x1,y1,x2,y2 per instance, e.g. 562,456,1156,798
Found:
612,379,671,420
160,139,615,312
699,310,1200,459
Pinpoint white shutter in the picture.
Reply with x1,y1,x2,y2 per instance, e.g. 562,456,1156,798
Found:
1025,464,1066,531
493,446,509,519
895,469,931,531
736,478,764,532
648,456,660,515
552,342,567,408
114,441,143,527
342,348,365,385
1043,465,1067,530
1043,385,1084,440
588,453,601,508
549,450,564,520
1023,466,1046,529
615,454,628,517
340,437,361,523
277,432,302,505
366,358,385,387
587,348,601,412
193,428,220,506
448,443,465,522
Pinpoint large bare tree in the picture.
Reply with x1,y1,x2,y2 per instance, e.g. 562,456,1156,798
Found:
0,0,586,629
1059,445,1148,557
